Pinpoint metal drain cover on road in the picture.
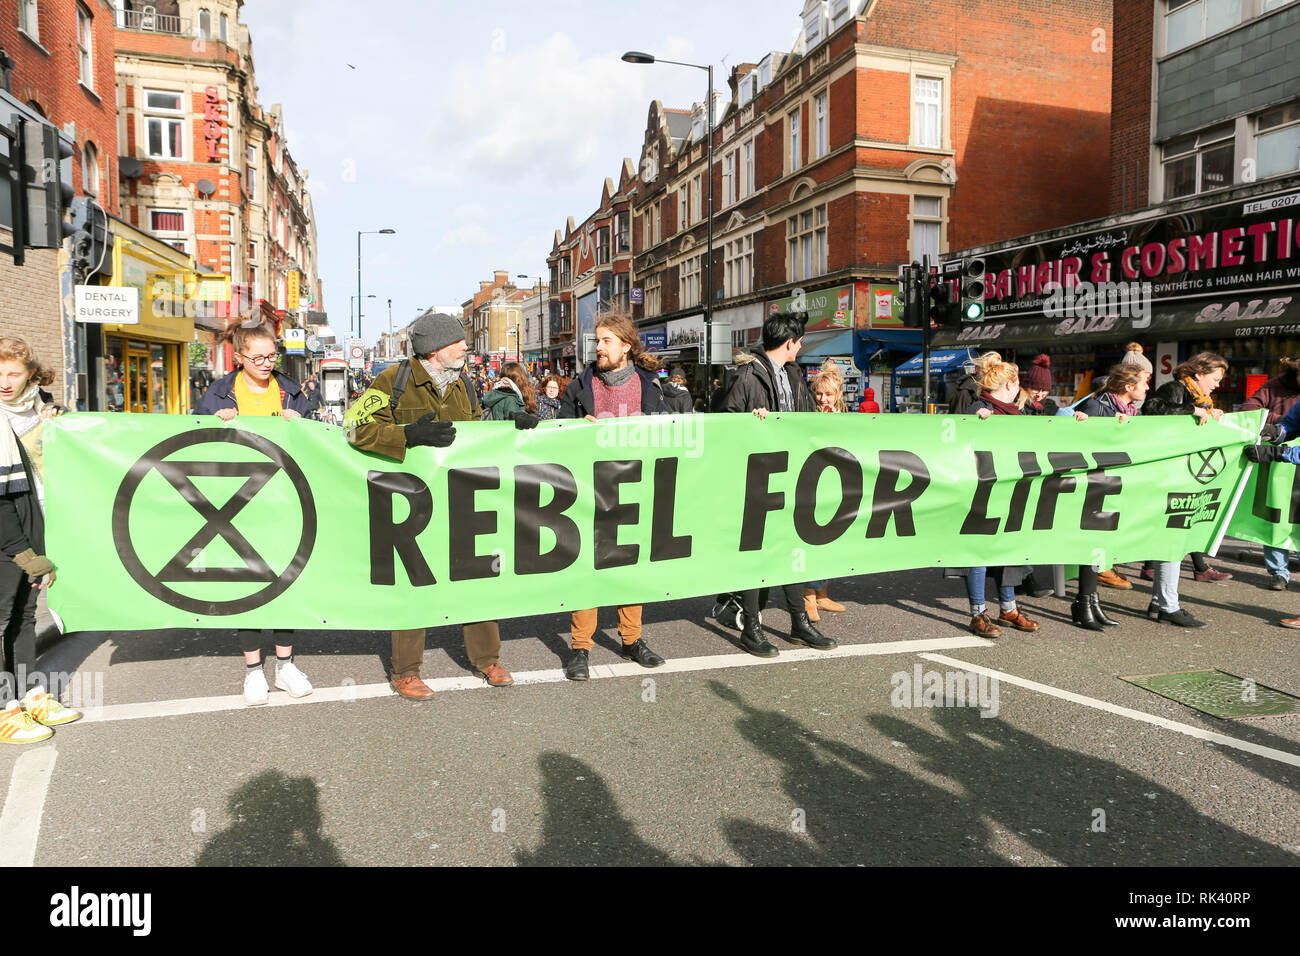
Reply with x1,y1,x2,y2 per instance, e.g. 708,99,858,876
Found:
1120,669,1300,720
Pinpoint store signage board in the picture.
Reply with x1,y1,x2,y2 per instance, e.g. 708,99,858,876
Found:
768,284,853,332
75,286,139,324
284,328,306,354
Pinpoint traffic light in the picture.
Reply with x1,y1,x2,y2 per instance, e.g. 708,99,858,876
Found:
21,120,75,250
68,197,113,281
959,256,986,322
929,273,958,327
899,262,921,328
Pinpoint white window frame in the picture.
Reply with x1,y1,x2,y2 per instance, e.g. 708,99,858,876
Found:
911,195,943,264
723,152,735,207
18,0,39,43
1164,0,1244,55
1161,124,1235,199
76,3,93,90
644,273,662,319
742,138,755,197
913,76,942,149
1255,102,1300,180
724,232,755,298
144,89,186,160
219,12,228,43
787,204,828,283
789,108,801,173
691,174,702,224
814,90,829,159
653,201,662,244
680,254,702,308
149,207,187,252
82,141,98,197
678,184,688,230
197,8,211,39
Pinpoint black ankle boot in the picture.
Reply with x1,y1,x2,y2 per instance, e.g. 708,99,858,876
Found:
787,610,837,650
1071,597,1105,631
739,617,779,658
1088,593,1119,627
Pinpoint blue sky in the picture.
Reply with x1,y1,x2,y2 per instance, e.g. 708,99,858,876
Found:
239,0,807,343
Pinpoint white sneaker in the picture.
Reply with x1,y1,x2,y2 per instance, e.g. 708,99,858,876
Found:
243,669,269,706
274,661,312,698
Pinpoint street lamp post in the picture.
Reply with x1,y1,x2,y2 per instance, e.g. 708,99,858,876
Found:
623,51,714,407
350,294,376,338
357,228,396,341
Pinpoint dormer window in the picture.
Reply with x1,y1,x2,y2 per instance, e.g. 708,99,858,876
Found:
803,0,829,49
830,0,852,29
738,75,753,108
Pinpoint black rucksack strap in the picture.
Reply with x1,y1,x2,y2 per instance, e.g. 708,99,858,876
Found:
461,371,480,415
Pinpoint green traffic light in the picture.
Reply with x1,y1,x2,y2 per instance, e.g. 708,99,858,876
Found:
965,302,984,321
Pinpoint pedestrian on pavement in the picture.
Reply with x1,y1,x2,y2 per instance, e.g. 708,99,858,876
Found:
662,367,695,414
1240,357,1300,590
347,312,517,697
0,336,80,742
1066,362,1153,630
537,374,564,421
716,311,837,657
482,362,540,425
558,309,668,680
803,367,848,623
857,386,881,413
1139,352,1229,627
195,322,315,705
965,357,1041,637
303,379,324,420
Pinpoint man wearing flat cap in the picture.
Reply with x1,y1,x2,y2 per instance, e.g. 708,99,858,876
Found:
349,311,525,697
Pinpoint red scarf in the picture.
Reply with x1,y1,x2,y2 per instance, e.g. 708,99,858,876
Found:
978,391,1021,415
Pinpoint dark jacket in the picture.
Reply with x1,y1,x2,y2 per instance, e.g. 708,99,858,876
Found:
721,349,816,413
349,357,478,462
1240,370,1300,425
559,364,667,419
1142,379,1202,417
537,395,562,421
193,370,311,417
661,381,695,414
481,382,527,421
0,437,43,559
1077,392,1134,419
949,374,980,415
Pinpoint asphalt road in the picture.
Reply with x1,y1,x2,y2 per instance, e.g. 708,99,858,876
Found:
4,548,1298,867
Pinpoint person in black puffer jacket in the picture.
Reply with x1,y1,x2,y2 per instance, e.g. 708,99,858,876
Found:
661,367,695,414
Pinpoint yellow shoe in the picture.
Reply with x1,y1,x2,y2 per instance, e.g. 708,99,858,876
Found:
0,700,53,743
21,686,81,726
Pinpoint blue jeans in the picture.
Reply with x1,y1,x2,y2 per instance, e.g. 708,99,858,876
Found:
806,579,828,590
1151,560,1182,613
1265,547,1291,582
966,567,1016,615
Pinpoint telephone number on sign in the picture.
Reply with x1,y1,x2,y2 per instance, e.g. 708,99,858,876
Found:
1236,324,1300,337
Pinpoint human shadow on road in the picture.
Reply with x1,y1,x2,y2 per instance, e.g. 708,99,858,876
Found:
870,706,1297,865
709,680,1009,865
196,770,344,867
514,752,675,866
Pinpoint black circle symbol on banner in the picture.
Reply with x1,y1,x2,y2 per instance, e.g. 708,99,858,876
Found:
1187,448,1225,486
112,428,317,616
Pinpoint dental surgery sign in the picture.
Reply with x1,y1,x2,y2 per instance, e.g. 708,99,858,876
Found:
45,411,1264,632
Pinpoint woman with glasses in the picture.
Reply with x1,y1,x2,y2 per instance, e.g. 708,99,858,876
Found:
194,321,314,705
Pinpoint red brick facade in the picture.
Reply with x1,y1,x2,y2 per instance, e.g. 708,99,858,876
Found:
1109,0,1155,214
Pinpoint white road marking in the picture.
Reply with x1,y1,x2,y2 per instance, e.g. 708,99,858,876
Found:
0,747,57,867
74,635,993,725
920,653,1300,768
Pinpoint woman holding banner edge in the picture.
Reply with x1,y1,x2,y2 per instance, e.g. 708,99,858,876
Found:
194,321,316,705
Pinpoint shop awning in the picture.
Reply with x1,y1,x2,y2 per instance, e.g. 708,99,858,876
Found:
895,349,976,375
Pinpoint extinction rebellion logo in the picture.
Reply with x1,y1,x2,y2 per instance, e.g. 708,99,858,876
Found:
1165,488,1221,529
111,429,317,615
1187,448,1225,485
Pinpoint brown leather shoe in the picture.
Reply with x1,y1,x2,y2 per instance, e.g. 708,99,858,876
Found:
475,664,514,686
1097,568,1133,590
969,613,1001,637
815,586,845,612
803,589,820,622
392,676,435,699
1280,616,1300,629
998,608,1040,631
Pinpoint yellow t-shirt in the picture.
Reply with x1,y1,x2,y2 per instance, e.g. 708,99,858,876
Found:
233,373,284,416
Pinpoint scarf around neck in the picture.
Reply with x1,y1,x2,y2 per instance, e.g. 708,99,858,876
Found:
1179,375,1215,409
0,383,41,498
978,391,1021,415
596,363,636,388
1109,393,1139,417
420,358,460,394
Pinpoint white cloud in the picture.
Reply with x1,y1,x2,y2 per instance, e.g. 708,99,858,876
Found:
432,222,490,255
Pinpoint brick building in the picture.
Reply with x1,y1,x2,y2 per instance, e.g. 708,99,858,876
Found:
931,0,1300,412
0,0,120,405
545,161,636,374
609,0,1113,404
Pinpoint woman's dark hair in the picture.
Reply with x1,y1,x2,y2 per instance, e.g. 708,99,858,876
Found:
762,311,807,352
1172,351,1228,380
498,362,538,414
540,374,565,397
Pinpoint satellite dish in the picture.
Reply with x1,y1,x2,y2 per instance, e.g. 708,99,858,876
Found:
306,335,320,352
196,179,216,197
120,157,142,178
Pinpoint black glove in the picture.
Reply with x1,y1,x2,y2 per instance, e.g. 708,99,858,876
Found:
404,414,456,448
1260,423,1283,443
1245,443,1287,464
512,411,540,430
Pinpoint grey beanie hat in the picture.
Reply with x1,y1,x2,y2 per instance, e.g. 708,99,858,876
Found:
410,312,466,356
1118,342,1153,376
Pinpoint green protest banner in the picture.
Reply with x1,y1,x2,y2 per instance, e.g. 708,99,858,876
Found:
1226,447,1300,549
45,410,1264,632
